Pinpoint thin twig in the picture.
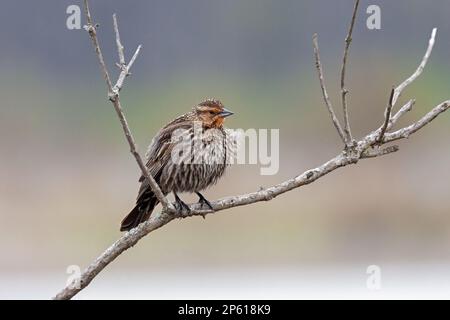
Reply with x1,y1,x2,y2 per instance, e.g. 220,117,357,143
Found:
389,99,415,128
361,145,399,159
110,97,173,209
340,0,360,145
127,45,142,71
312,34,346,144
392,28,437,106
82,0,173,212
83,0,113,93
112,14,126,66
384,101,450,143
113,13,142,93
377,87,395,143
114,45,142,92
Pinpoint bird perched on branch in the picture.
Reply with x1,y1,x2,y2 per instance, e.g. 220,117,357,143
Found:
120,99,235,231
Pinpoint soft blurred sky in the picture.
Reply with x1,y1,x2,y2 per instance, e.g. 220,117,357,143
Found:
1,0,450,299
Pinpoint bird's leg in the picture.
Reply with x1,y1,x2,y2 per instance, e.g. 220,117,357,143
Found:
173,192,191,214
195,192,214,211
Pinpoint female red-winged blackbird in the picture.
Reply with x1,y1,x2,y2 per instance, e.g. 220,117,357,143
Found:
120,99,235,231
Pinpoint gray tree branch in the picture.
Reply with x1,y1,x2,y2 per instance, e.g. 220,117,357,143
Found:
340,0,360,145
377,87,395,143
312,33,347,145
392,28,437,106
82,0,174,213
53,0,449,300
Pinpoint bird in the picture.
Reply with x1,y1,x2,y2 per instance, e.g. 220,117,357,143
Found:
120,98,235,231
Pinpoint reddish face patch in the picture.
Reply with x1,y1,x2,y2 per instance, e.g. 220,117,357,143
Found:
195,99,228,128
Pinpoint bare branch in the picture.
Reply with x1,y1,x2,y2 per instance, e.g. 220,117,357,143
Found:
384,101,450,143
112,14,125,67
114,45,142,93
127,45,142,71
53,1,450,300
377,87,395,143
110,96,172,211
361,145,399,159
53,148,354,300
389,99,415,128
375,28,437,145
392,28,437,106
113,10,142,93
55,93,450,300
340,0,360,144
312,34,347,144
83,0,113,94
53,97,450,301
82,0,173,212
54,211,173,300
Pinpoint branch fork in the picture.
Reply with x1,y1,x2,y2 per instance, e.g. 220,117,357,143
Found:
81,0,174,212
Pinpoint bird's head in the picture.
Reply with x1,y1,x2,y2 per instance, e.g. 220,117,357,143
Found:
194,99,234,128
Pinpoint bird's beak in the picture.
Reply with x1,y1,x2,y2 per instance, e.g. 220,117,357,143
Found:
218,108,234,118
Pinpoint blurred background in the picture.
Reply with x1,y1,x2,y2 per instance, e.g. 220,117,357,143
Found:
1,0,450,299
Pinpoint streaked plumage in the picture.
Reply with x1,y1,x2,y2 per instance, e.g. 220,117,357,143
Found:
120,99,235,231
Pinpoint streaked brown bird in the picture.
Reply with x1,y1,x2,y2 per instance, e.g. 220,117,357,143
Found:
120,99,235,231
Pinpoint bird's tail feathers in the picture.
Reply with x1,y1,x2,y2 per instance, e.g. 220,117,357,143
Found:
120,192,159,231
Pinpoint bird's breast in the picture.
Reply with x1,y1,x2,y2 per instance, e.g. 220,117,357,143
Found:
161,127,234,193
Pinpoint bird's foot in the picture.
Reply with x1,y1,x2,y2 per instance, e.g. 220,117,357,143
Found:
174,193,191,216
196,192,214,211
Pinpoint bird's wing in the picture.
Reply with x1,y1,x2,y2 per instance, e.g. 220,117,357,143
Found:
137,120,193,198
